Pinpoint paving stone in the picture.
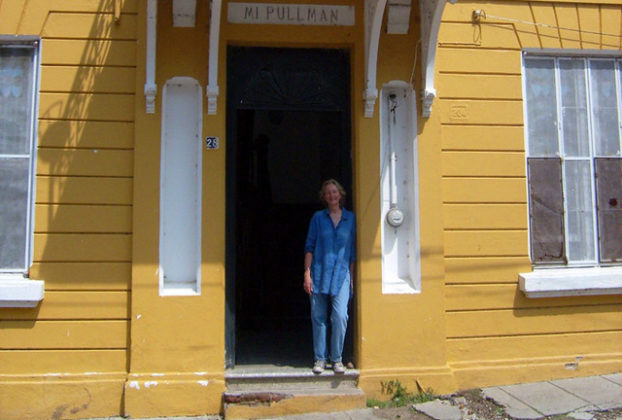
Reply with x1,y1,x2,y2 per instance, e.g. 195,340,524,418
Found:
413,399,462,420
500,381,590,416
552,376,622,410
603,373,622,386
482,387,543,419
567,410,595,420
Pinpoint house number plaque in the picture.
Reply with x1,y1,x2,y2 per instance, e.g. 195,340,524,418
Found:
205,137,219,150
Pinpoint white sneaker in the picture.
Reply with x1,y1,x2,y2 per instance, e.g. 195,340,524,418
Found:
312,360,325,374
333,362,345,374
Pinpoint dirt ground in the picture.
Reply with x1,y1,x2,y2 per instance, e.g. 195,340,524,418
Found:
371,388,622,420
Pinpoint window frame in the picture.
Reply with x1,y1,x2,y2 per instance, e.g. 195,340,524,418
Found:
520,49,622,297
0,36,44,307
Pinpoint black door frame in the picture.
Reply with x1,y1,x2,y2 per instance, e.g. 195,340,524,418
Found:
225,46,353,368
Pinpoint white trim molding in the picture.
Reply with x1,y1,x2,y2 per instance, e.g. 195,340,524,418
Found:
519,267,622,298
207,0,222,115
145,0,157,113
364,0,388,118
0,277,44,308
419,0,456,118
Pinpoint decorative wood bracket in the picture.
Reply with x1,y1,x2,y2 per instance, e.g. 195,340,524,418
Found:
387,0,411,34
364,0,388,118
207,0,222,115
144,0,157,114
420,0,456,118
172,0,197,27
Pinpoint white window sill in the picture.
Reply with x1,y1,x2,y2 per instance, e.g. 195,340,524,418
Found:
0,276,45,307
519,267,622,298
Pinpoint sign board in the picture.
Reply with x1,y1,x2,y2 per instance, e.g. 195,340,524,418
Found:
228,3,355,26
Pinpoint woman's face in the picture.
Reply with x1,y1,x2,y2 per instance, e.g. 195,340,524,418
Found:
323,183,342,207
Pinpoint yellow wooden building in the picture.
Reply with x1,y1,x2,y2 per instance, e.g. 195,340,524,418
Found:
1,0,621,418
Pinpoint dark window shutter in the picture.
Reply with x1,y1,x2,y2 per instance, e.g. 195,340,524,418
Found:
527,158,566,264
595,158,622,263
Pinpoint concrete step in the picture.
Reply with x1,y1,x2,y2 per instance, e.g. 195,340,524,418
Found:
223,366,367,419
226,366,360,392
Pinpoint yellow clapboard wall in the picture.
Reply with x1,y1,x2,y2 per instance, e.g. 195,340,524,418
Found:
0,2,136,417
438,0,622,388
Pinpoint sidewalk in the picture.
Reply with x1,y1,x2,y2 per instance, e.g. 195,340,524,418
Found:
84,373,622,420
478,373,622,419
266,373,622,419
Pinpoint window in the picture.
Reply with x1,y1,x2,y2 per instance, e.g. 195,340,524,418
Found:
0,38,43,307
520,53,622,298
0,40,39,273
523,55,622,267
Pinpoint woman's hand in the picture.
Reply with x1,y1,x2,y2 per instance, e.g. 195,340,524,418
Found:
303,270,313,295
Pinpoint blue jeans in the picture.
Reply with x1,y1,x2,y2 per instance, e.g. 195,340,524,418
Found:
310,278,350,363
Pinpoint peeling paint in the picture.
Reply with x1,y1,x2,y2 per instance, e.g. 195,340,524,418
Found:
152,373,164,376
128,381,140,390
194,371,207,375
198,380,209,387
144,381,158,388
137,314,142,319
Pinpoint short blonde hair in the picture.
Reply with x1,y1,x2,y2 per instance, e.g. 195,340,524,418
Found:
319,179,346,207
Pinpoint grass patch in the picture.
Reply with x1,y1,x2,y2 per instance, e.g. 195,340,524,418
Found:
367,380,435,408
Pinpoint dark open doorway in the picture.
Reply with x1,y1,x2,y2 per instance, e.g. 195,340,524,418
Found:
226,47,353,368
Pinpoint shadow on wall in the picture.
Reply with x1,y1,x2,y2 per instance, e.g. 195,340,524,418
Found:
34,0,135,294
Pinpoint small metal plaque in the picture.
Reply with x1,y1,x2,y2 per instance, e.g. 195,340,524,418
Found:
205,137,219,150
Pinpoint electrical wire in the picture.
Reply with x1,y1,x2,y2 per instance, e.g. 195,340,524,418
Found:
480,11,622,39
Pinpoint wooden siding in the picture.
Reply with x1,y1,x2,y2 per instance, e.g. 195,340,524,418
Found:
438,0,622,371
0,1,136,379
0,349,127,374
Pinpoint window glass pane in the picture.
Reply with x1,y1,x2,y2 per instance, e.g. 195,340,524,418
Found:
564,160,595,262
0,158,29,270
560,59,589,157
524,58,559,156
527,158,565,264
595,158,622,262
0,46,35,155
590,60,620,156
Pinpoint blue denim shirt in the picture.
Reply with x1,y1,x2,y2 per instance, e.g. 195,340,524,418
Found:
304,208,356,296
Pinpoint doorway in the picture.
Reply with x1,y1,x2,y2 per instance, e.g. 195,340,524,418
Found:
225,47,353,368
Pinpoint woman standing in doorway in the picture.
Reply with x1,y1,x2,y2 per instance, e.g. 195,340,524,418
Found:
303,179,355,374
